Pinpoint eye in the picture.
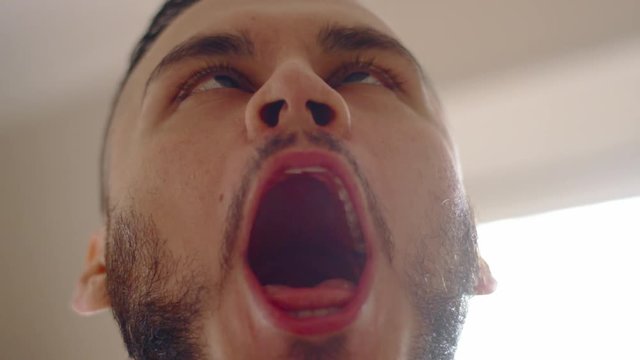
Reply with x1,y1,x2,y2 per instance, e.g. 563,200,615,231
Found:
194,74,241,92
342,71,383,86
331,58,402,90
176,64,252,102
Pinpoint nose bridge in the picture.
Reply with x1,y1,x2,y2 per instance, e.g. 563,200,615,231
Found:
244,58,351,140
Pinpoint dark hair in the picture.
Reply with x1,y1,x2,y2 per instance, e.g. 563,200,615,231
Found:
100,0,201,214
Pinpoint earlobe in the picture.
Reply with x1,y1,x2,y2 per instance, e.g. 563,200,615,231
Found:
71,229,111,316
474,256,497,295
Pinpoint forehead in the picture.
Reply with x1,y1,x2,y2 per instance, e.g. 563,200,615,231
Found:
140,0,395,70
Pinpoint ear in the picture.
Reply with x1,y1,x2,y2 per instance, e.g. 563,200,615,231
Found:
71,228,110,315
474,256,497,295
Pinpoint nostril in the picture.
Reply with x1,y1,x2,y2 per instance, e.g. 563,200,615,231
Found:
260,100,286,127
306,101,335,126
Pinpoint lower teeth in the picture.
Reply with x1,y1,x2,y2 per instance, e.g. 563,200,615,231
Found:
288,307,341,318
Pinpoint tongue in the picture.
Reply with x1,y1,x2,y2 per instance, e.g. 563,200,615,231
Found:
263,279,356,311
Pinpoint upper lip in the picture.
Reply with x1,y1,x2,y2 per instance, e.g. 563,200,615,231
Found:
239,148,376,336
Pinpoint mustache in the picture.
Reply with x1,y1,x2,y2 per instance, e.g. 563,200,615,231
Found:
217,130,394,289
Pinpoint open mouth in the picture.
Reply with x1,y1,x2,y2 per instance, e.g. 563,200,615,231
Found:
243,152,373,335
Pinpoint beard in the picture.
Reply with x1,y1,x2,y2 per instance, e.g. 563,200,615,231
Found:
106,209,209,360
105,131,478,360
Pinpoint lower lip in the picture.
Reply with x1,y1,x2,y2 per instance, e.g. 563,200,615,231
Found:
241,150,375,336
243,260,373,336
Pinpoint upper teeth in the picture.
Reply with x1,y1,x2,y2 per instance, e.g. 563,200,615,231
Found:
333,177,364,249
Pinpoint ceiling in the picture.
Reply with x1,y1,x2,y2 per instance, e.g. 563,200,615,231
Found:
1,1,639,359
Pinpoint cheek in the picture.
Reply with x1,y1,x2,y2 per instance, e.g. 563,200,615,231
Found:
117,103,249,270
352,94,457,191
348,94,462,270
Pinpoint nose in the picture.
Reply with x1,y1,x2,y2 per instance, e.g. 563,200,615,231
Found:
245,60,351,140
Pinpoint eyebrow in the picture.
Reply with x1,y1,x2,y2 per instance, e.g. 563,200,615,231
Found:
145,24,425,88
146,32,255,87
317,24,426,78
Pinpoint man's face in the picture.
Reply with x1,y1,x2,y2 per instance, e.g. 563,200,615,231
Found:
83,0,486,358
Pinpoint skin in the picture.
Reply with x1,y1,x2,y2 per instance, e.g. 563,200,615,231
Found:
72,0,495,359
